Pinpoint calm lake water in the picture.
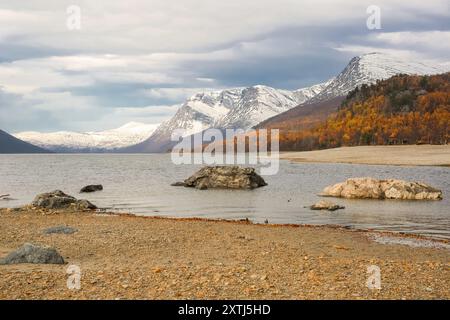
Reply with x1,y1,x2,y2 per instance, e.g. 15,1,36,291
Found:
0,154,449,239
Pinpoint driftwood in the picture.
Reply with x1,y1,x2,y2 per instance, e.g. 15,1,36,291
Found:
0,194,10,199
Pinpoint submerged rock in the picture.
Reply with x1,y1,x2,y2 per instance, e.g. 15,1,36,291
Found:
309,200,345,211
80,184,103,193
0,243,65,265
44,225,78,235
180,166,267,190
321,177,442,200
0,195,15,201
0,194,13,201
32,190,97,210
170,181,185,187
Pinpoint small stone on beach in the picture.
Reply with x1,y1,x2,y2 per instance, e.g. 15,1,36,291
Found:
43,225,78,235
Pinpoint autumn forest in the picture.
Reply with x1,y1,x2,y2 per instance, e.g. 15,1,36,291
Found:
276,73,450,151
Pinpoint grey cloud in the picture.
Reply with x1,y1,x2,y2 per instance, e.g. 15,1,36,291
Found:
0,0,448,132
0,88,56,132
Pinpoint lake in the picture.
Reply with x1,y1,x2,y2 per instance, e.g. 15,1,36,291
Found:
0,154,449,239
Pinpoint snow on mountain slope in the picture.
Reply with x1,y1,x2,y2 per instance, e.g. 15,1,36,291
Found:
142,81,331,150
293,79,334,102
216,85,310,129
310,52,448,102
14,122,159,152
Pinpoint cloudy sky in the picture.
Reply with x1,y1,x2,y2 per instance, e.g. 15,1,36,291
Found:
0,0,449,133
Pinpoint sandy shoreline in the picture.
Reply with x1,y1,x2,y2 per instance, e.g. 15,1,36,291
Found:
280,145,450,166
0,208,448,300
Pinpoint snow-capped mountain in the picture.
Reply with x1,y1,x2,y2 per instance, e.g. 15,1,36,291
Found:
216,85,324,129
129,81,331,152
14,122,159,152
126,52,449,153
309,52,448,103
16,53,447,154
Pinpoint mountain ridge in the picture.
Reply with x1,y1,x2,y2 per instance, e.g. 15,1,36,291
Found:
124,81,332,152
12,52,449,153
124,52,448,153
0,129,51,154
14,122,159,152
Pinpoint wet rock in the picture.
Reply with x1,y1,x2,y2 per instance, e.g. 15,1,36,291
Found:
170,182,185,187
80,184,103,193
321,177,442,200
44,225,78,235
181,166,267,190
75,199,97,210
309,200,345,211
0,194,15,201
31,190,97,210
0,243,65,265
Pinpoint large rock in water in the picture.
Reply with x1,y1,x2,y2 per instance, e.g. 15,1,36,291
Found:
0,243,64,265
321,177,442,200
32,190,97,210
181,166,267,190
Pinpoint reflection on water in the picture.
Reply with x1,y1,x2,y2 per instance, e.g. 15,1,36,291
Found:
0,154,449,239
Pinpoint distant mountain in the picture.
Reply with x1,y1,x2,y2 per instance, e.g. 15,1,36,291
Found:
308,52,447,103
0,129,51,153
14,122,159,152
124,82,331,152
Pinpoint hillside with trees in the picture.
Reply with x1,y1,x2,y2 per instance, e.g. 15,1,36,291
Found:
275,73,449,151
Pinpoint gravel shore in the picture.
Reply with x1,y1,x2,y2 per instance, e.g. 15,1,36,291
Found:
0,208,448,300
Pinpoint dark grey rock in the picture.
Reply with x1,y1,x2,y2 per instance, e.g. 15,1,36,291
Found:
0,243,65,265
44,225,78,235
31,190,97,210
75,199,97,210
170,181,185,187
182,166,267,190
80,184,103,193
0,194,15,201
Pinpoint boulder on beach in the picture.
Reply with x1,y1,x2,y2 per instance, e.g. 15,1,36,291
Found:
44,225,78,235
309,200,345,211
321,177,442,200
80,184,103,193
32,190,97,210
178,166,267,190
0,243,65,265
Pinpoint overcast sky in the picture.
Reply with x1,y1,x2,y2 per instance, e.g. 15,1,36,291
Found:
0,0,449,133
